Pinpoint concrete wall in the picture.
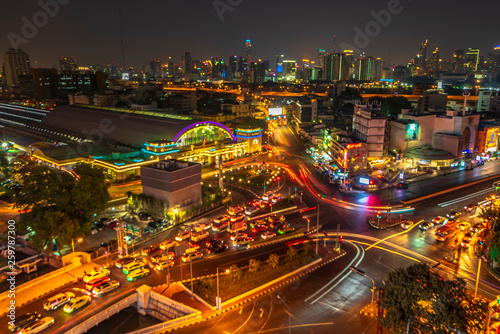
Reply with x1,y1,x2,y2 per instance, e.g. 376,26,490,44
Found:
433,133,464,157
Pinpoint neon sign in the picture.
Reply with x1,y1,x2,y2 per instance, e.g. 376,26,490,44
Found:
346,143,362,150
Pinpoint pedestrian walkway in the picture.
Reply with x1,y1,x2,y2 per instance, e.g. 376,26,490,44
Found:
0,261,98,317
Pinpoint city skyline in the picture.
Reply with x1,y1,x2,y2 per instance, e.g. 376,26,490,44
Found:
1,0,499,69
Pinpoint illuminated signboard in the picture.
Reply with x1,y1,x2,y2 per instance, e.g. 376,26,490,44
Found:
486,128,499,150
268,108,283,116
359,177,370,185
405,123,418,141
343,150,348,169
346,143,362,150
122,73,130,80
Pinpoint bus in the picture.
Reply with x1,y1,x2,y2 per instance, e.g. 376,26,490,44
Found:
435,223,458,242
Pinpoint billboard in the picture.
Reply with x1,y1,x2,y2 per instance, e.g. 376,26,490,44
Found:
268,107,283,116
485,127,499,151
405,123,418,141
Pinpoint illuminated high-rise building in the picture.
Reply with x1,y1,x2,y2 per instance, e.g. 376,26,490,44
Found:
454,50,464,72
318,48,326,68
466,48,480,72
245,39,252,64
3,48,31,86
59,56,78,72
371,58,384,81
427,47,440,72
282,60,296,82
354,56,372,81
323,53,349,81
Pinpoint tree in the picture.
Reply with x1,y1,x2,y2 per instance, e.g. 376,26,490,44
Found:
380,263,487,334
0,150,11,178
490,232,500,265
286,246,298,265
15,162,110,253
248,259,261,274
370,96,412,116
229,264,242,281
267,253,280,269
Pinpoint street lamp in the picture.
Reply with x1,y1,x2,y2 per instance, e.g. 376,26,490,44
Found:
349,266,376,306
71,238,83,274
216,267,230,310
277,295,291,334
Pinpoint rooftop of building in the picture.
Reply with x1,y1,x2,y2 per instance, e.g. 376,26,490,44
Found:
145,159,200,172
406,146,457,160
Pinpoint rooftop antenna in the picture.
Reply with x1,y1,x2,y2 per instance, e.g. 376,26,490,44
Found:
333,35,336,53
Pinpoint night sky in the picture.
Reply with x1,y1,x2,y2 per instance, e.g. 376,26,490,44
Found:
1,0,499,69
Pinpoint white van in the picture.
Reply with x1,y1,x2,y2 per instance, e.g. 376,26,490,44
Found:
191,231,209,242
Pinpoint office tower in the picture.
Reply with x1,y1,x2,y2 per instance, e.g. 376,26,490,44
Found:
354,56,372,81
343,50,355,79
414,39,428,67
466,48,480,72
228,55,238,80
263,60,270,72
454,50,464,72
323,53,349,81
181,52,192,75
318,48,326,68
276,54,283,73
282,60,297,81
32,68,58,101
427,47,440,72
245,39,252,65
59,56,78,72
371,58,383,81
149,59,162,79
211,56,220,79
3,48,31,86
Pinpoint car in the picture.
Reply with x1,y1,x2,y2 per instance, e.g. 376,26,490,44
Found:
160,239,177,250
151,252,175,263
447,211,460,220
141,246,161,256
461,232,473,248
63,295,91,313
433,216,446,225
43,292,75,310
127,268,150,281
261,231,276,239
228,205,245,215
230,232,248,241
212,221,228,231
85,276,111,291
233,237,254,247
8,312,41,333
465,165,474,171
400,220,413,230
156,259,175,270
206,239,224,249
251,224,267,233
19,317,55,334
230,213,246,222
207,244,228,255
419,222,434,230
266,214,279,224
184,242,200,254
269,220,284,229
123,261,145,274
191,231,209,242
194,223,211,232
471,222,485,234
213,215,229,223
115,257,135,268
396,181,409,189
278,227,295,235
93,221,104,231
447,217,460,224
82,269,110,283
181,251,204,262
175,231,191,242
250,219,266,229
458,222,470,231
464,203,477,212
92,280,120,296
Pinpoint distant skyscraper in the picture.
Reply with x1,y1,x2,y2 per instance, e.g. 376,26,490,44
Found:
184,52,192,75
318,48,326,68
59,56,78,72
323,53,349,81
466,48,480,72
3,48,31,86
415,39,428,67
228,55,238,80
454,50,464,72
282,60,296,82
150,59,162,79
355,57,372,81
428,47,441,72
371,58,383,81
245,39,252,65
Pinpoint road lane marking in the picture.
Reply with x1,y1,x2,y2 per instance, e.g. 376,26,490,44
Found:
366,220,423,251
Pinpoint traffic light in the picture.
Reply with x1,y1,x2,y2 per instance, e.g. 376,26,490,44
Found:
376,211,382,219
339,235,343,243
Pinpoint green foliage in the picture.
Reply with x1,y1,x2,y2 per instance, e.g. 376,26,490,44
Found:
248,259,261,274
15,162,110,253
370,96,412,116
127,192,167,218
380,263,487,334
267,253,280,269
0,150,11,177
490,231,500,263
